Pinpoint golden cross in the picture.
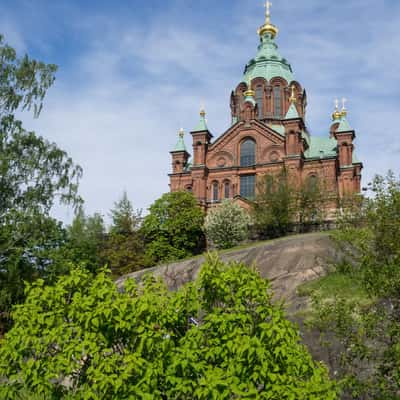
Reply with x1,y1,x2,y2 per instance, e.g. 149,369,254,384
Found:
265,0,272,17
334,98,339,110
263,0,272,23
341,97,347,111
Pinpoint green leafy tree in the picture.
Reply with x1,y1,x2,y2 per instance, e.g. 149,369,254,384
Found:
0,255,338,399
252,169,294,238
252,169,328,238
0,34,82,333
141,191,205,264
295,175,328,231
204,200,251,249
65,209,106,273
308,172,400,399
101,192,145,276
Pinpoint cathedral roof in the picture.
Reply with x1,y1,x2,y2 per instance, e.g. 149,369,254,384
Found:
285,102,300,119
192,109,209,132
337,116,353,132
243,33,294,84
304,136,338,159
172,128,188,152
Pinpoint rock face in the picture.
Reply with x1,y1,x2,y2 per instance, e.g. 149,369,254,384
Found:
117,232,338,305
117,232,345,380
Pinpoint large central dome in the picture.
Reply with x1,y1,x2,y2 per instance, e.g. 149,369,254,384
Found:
244,32,294,84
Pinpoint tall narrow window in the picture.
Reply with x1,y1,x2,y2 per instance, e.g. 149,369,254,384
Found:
273,86,282,117
212,182,219,202
240,139,256,167
240,175,256,199
255,86,264,118
224,181,230,199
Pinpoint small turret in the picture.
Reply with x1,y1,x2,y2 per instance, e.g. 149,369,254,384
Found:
170,128,190,174
191,108,213,166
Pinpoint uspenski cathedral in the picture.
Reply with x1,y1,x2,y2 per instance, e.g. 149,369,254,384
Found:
169,2,362,213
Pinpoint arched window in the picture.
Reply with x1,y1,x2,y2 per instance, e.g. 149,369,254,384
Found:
273,86,282,117
224,181,230,199
212,182,219,202
255,86,264,118
240,139,256,167
185,185,193,193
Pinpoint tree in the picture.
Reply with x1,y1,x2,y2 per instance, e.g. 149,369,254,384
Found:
295,175,328,232
101,192,145,276
0,34,82,333
65,208,106,274
252,169,328,238
308,172,400,399
0,255,338,399
204,200,251,249
252,169,294,238
141,191,205,264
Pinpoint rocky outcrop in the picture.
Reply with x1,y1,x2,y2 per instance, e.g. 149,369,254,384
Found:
117,232,339,304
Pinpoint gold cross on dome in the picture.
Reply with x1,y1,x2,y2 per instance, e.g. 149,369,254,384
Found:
265,0,272,17
341,97,347,111
334,98,339,110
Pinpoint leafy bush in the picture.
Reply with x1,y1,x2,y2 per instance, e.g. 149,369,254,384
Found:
141,191,205,264
204,200,251,249
308,172,400,399
0,255,337,399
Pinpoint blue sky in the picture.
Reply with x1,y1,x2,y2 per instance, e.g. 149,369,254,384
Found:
1,0,399,223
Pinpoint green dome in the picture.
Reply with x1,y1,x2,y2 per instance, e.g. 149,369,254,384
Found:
244,33,294,84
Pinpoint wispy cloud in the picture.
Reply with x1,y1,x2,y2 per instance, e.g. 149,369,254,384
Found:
1,0,399,222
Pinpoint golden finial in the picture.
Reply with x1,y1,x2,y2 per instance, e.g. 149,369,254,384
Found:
179,127,184,138
200,102,206,117
258,0,279,38
341,97,347,117
332,98,341,121
244,75,255,97
289,85,297,104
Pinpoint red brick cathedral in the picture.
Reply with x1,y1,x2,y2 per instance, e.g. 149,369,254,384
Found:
169,3,362,212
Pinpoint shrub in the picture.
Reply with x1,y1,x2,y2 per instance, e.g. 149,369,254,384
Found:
204,200,251,249
0,255,337,399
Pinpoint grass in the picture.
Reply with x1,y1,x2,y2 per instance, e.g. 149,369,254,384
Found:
297,271,371,306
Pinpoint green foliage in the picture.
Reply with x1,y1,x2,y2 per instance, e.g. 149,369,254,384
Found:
141,191,205,265
0,254,337,399
109,191,141,235
101,192,146,276
308,172,400,399
252,169,328,239
0,34,82,333
65,209,106,274
204,200,251,249
295,176,327,230
252,170,294,238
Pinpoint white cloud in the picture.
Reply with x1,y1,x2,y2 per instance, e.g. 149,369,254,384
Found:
1,0,399,223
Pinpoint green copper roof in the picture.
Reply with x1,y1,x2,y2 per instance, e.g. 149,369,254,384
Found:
285,103,300,119
193,113,208,132
337,116,353,132
353,153,361,164
268,123,285,136
184,159,192,172
173,135,187,152
304,136,338,159
244,33,294,84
